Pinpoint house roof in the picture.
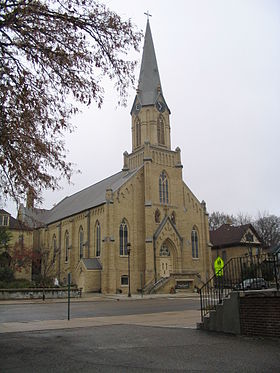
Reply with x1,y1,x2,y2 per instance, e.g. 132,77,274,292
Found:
0,209,31,231
21,167,142,227
210,223,261,248
270,244,280,255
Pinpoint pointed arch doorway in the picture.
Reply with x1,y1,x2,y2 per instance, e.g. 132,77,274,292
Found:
159,242,172,278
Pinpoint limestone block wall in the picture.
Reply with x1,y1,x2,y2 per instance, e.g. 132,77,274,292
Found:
75,269,101,293
104,169,145,294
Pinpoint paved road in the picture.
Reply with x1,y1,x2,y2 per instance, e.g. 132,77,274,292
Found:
1,325,279,372
1,296,279,371
0,297,200,323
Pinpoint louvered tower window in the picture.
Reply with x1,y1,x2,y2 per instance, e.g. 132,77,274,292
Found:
157,115,165,145
136,117,141,147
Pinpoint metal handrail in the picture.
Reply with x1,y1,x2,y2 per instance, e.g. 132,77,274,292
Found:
199,253,279,322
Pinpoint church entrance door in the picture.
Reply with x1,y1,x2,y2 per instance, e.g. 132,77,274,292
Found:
160,257,171,278
159,244,172,278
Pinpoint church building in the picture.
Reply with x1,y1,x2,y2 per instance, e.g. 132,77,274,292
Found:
20,20,212,294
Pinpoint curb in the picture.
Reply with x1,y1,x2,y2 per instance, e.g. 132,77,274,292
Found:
0,292,199,305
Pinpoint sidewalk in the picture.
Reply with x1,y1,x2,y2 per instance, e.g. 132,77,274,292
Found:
0,309,200,334
0,291,200,305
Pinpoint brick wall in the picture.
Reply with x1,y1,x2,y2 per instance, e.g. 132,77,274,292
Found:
239,292,280,338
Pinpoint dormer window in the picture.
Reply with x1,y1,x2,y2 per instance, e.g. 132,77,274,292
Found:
0,215,9,226
245,232,254,242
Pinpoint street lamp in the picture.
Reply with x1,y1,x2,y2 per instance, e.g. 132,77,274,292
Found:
127,242,131,297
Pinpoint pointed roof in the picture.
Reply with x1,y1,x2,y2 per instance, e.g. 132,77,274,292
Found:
210,224,262,248
153,215,183,243
137,20,162,106
0,209,31,231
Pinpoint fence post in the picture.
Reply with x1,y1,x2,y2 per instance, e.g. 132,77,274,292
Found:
67,272,71,321
240,257,244,291
199,288,203,322
217,275,221,304
273,255,279,291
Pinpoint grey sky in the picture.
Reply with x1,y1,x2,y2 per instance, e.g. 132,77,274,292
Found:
4,0,280,218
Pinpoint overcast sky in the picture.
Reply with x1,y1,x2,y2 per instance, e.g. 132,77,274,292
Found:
4,0,280,219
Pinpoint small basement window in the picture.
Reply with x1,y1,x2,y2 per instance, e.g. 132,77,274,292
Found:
121,275,129,286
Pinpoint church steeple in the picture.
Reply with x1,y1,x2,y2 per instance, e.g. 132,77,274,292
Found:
137,19,162,106
130,19,171,152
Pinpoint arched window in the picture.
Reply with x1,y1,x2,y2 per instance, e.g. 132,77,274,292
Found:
119,219,128,256
79,226,84,259
159,171,169,204
65,231,69,262
160,244,170,257
191,228,199,258
52,234,57,263
157,115,165,145
95,221,101,257
136,117,141,147
155,209,161,223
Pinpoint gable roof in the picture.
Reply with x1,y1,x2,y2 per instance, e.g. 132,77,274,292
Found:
0,209,31,231
22,167,142,227
154,215,183,243
210,223,261,248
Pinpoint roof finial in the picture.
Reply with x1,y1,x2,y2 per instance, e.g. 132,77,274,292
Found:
144,11,152,21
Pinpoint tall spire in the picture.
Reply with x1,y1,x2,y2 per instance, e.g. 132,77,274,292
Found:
137,19,162,106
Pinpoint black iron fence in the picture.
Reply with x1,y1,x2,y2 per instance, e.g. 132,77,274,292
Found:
199,253,280,321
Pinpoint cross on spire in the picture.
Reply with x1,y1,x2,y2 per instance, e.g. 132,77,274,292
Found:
144,11,152,20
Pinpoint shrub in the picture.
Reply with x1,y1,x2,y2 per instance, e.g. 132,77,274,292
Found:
32,274,53,287
0,278,33,289
0,267,14,282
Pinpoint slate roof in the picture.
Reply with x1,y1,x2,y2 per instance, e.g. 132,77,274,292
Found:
137,20,162,106
0,209,31,231
131,20,169,113
19,207,50,229
210,224,261,248
82,258,102,270
24,167,142,226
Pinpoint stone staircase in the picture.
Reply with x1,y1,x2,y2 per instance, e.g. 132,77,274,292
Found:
149,277,171,294
142,277,172,294
197,291,240,334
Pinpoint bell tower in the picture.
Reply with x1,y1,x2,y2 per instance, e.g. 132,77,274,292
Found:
130,19,171,152
123,19,182,172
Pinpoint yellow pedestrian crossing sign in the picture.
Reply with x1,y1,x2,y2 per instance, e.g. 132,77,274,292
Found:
214,256,224,277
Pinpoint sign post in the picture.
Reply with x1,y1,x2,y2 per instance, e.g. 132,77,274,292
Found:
214,256,224,277
214,256,224,303
67,273,71,321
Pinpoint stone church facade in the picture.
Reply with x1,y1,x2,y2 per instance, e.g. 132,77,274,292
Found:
20,20,212,294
